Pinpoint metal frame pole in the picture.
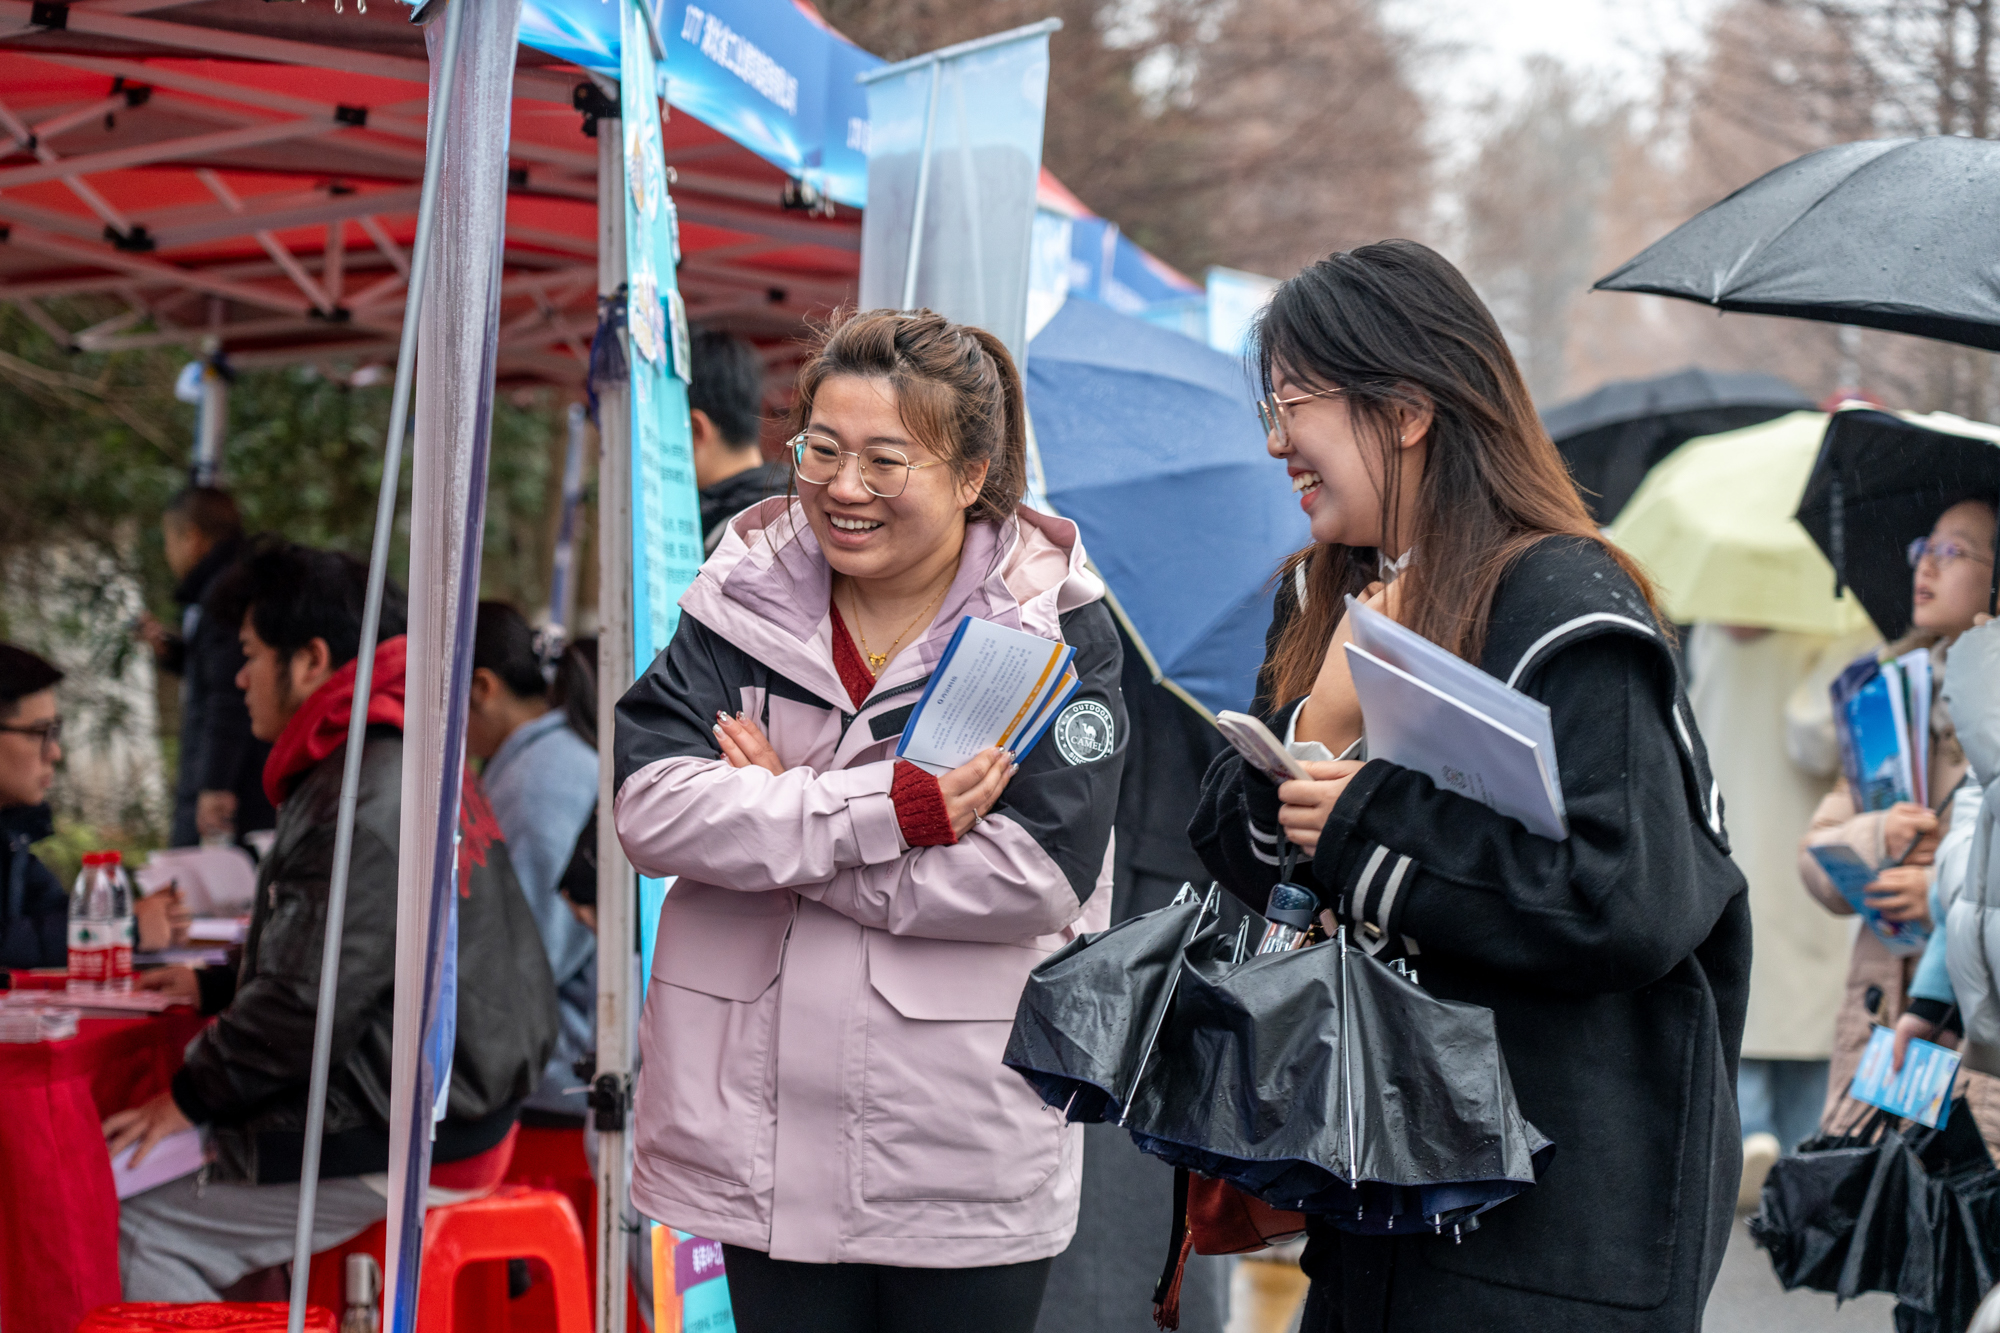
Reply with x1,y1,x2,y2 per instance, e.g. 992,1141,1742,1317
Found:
593,90,637,1333
283,4,464,1330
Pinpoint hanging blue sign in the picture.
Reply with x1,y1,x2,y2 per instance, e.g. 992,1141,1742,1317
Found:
520,0,878,207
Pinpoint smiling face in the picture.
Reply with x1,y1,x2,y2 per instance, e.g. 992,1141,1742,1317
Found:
1265,368,1430,553
1912,498,1997,636
797,374,988,587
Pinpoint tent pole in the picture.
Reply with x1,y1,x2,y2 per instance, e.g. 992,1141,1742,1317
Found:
283,2,465,1331
593,88,637,1333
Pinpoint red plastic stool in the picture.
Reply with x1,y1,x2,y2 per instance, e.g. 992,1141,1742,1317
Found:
418,1186,590,1333
77,1303,336,1331
303,1186,590,1333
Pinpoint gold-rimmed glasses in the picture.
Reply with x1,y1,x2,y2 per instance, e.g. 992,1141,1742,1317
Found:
1256,386,1346,448
789,431,942,500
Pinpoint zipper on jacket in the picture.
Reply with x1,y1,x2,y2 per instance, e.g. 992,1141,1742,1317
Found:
835,675,931,745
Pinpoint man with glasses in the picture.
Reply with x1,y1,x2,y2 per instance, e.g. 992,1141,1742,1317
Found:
0,642,68,969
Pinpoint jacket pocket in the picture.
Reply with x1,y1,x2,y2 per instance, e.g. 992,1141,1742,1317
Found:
859,934,1065,1203
634,886,789,1187
1420,979,1702,1309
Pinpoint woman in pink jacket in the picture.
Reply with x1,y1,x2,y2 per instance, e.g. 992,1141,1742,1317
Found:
613,310,1127,1332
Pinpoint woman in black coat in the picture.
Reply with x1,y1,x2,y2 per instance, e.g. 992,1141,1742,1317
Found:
1188,240,1750,1331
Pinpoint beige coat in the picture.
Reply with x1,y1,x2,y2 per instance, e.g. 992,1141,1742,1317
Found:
1687,625,1859,1060
1797,635,2000,1156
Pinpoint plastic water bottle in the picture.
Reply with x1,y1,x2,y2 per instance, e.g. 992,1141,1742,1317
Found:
102,851,134,993
67,852,110,992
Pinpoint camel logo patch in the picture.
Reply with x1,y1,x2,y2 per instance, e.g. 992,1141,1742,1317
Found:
1052,700,1115,766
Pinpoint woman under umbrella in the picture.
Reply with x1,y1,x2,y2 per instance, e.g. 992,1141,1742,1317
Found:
1189,240,1750,1331
1798,497,2000,1159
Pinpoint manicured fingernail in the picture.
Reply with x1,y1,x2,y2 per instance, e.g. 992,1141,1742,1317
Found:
716,710,731,724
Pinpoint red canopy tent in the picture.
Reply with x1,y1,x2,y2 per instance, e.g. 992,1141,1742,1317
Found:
0,1,861,382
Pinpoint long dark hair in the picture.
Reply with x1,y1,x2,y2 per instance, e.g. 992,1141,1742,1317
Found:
1256,240,1659,702
551,636,598,749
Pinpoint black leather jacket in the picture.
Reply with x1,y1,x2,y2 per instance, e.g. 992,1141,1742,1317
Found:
172,729,559,1183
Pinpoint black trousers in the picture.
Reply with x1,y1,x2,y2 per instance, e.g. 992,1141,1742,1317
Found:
722,1245,1054,1333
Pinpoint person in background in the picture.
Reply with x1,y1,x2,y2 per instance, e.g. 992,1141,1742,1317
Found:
111,540,556,1300
689,325,782,553
1800,499,2000,1157
1686,622,1871,1208
469,602,598,1118
0,642,68,970
136,487,275,847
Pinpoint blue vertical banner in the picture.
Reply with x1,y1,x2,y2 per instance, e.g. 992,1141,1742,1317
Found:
621,0,703,994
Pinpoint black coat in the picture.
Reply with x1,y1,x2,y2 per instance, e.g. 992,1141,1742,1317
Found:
699,462,786,554
1189,536,1750,1332
170,730,559,1183
163,535,275,845
0,803,67,969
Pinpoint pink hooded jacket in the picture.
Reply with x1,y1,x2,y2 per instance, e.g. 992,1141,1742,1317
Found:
613,497,1126,1267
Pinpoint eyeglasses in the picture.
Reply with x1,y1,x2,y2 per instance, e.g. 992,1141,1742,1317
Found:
0,717,61,756
1256,386,1345,447
1907,536,1994,570
789,432,941,500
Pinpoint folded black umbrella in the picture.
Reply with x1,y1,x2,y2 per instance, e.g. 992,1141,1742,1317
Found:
1753,1098,2000,1327
1793,409,2000,639
1120,922,1551,1236
1003,887,1223,1125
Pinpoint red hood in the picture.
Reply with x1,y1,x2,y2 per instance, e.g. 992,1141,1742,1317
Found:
263,636,408,807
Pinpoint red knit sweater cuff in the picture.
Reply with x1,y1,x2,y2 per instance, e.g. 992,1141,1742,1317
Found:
892,760,957,847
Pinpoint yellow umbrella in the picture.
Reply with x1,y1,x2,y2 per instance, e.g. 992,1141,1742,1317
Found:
1606,410,1875,635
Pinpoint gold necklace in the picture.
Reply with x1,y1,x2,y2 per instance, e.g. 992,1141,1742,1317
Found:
848,574,952,674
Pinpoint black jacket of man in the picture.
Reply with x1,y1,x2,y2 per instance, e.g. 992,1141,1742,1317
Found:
1190,536,1750,1333
0,804,66,969
163,534,275,845
699,461,786,555
171,727,559,1183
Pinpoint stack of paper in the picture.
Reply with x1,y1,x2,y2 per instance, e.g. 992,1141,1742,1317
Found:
1808,843,1930,955
0,1005,78,1042
1342,597,1568,841
896,617,1079,774
1832,650,1933,812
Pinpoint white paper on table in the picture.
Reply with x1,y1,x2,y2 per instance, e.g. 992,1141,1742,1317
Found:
187,916,248,944
1345,643,1569,840
110,1127,204,1199
897,617,1073,773
136,846,257,916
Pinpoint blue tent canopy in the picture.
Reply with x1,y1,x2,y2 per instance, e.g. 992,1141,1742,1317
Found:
1026,297,1306,716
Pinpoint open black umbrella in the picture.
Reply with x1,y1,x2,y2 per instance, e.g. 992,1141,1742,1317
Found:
1542,367,1812,523
1596,136,2000,353
1794,409,2000,639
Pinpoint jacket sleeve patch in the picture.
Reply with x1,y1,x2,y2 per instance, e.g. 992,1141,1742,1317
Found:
1050,699,1116,766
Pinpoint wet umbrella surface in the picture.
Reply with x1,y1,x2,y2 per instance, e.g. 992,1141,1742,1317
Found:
1595,136,2000,352
1006,895,1554,1237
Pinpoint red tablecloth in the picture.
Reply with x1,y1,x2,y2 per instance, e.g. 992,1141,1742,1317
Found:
0,1009,210,1333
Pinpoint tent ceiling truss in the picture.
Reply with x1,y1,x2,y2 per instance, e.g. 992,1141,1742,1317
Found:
0,0,862,384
